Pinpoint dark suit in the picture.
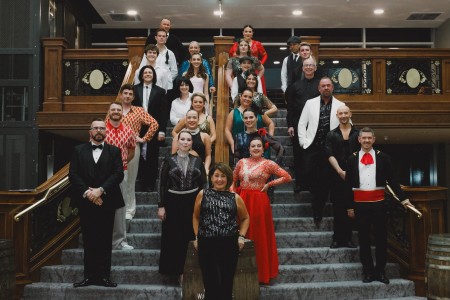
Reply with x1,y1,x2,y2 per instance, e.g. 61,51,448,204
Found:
133,83,167,189
69,143,124,280
345,149,406,274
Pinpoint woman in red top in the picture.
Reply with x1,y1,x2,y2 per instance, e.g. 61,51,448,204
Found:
229,25,268,93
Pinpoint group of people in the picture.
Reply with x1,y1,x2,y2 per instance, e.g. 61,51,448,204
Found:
68,20,417,297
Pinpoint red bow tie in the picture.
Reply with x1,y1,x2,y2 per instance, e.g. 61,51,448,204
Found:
361,153,374,165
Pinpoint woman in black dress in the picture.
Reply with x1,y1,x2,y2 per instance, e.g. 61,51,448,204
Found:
158,130,207,283
193,163,249,300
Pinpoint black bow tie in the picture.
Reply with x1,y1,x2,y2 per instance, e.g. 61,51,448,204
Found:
92,144,103,150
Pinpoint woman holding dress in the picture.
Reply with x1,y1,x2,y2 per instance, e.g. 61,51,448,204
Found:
158,130,207,283
232,137,292,284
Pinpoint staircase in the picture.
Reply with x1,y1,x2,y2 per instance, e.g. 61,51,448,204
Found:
23,109,422,299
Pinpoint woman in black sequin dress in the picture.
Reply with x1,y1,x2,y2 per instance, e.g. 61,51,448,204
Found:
193,163,249,300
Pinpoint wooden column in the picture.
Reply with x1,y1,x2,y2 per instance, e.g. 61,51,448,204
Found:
300,36,321,61
42,38,68,112
213,36,234,165
404,186,447,296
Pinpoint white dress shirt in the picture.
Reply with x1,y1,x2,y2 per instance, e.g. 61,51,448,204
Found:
358,149,377,190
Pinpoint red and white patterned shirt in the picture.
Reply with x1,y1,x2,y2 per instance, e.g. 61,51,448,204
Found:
105,120,136,170
122,105,159,142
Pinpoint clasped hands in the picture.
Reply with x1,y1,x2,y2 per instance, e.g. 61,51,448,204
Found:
86,187,103,206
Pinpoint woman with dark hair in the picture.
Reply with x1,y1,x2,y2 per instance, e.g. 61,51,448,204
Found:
193,163,249,300
229,25,268,93
170,77,193,125
232,137,291,284
133,65,167,191
234,72,277,117
225,88,274,154
172,92,217,143
158,130,207,284
225,38,264,89
183,53,210,109
234,108,284,164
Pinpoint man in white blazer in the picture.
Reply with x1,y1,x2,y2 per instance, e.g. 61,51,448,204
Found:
298,77,345,226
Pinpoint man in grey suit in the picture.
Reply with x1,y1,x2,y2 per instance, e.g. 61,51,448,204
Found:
69,118,124,288
298,77,345,226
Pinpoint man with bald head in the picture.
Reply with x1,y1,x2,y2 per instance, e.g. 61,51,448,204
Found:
325,105,359,248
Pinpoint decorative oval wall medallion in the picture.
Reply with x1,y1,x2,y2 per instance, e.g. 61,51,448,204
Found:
338,68,352,88
89,69,105,90
406,68,420,88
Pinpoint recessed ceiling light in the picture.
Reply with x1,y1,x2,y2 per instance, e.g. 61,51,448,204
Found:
127,10,137,16
214,10,223,16
374,9,384,15
292,10,303,16
333,60,340,64
273,61,280,65
280,47,287,50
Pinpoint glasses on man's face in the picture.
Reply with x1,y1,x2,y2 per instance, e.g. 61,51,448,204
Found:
90,127,106,131
303,64,316,68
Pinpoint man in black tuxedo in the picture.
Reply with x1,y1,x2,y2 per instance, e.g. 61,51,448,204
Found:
69,118,124,287
345,127,413,284
133,65,167,191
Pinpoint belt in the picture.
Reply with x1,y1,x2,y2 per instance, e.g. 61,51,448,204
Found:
168,187,199,195
353,188,384,202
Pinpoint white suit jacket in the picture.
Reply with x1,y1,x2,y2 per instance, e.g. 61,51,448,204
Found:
297,96,345,149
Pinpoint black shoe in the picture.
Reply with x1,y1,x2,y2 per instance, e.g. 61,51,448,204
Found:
344,241,357,248
330,241,340,249
98,278,117,287
73,278,96,288
375,272,390,284
294,186,302,193
362,272,374,283
146,186,155,192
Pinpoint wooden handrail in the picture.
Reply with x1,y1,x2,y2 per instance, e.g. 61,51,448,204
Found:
14,176,69,221
214,52,230,164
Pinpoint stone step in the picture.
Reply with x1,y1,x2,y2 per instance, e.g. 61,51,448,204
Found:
274,263,400,284
39,262,399,285
23,283,181,300
62,244,362,267
259,279,415,300
133,202,334,219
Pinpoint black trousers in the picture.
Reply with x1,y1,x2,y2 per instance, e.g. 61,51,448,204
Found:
330,173,353,243
78,201,115,280
291,129,305,190
140,137,160,189
302,145,332,218
355,200,388,274
198,236,239,300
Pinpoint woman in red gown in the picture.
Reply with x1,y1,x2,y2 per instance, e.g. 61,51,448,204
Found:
229,25,268,94
232,137,292,284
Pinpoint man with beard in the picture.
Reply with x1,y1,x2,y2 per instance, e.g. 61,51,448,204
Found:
105,102,136,250
298,77,345,226
345,127,414,284
69,118,124,287
325,106,359,248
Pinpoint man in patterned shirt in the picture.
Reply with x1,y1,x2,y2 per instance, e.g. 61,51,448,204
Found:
105,102,136,250
118,84,159,220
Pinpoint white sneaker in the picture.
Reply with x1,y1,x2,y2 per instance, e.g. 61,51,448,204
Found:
119,242,134,250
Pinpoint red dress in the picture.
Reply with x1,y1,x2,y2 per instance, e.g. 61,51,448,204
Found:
229,40,268,94
233,157,291,283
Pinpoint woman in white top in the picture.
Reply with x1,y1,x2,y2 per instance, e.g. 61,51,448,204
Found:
170,78,193,125
182,53,210,112
134,44,171,92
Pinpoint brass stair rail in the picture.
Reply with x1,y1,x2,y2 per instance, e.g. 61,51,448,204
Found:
14,176,70,221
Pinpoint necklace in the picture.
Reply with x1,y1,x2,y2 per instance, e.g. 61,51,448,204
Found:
189,128,200,135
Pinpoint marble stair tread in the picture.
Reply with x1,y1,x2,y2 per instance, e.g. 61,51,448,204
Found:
61,249,160,266
259,279,415,300
23,282,181,300
275,232,358,248
128,218,162,233
278,247,362,265
274,262,399,283
271,190,314,203
273,217,333,232
40,265,171,285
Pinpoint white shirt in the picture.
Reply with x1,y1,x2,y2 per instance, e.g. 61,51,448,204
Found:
358,149,377,190
170,93,192,125
230,74,263,101
280,53,299,93
156,46,178,88
91,142,104,163
143,84,152,112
